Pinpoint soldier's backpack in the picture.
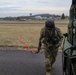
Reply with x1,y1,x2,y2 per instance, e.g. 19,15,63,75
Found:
44,28,59,45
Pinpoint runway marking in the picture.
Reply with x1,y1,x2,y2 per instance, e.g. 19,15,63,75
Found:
18,34,36,54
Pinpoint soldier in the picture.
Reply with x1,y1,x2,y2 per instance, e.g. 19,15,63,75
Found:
37,19,63,75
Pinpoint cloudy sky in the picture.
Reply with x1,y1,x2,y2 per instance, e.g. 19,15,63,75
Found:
0,0,72,17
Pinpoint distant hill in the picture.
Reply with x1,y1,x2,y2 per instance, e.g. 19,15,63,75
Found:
0,13,68,20
34,14,60,17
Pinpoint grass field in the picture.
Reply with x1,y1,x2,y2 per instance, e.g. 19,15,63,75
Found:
0,19,68,48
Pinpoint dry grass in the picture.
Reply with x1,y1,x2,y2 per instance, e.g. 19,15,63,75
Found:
0,20,68,48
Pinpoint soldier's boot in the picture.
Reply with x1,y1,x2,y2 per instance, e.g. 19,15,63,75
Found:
46,72,51,75
46,67,52,75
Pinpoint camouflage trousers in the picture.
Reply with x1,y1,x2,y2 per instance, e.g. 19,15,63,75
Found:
44,46,58,72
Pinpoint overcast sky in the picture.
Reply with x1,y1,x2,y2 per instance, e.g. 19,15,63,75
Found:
0,0,72,17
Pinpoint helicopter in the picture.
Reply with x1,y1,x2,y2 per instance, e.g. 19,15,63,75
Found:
63,0,76,75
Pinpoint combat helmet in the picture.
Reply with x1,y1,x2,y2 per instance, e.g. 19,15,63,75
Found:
45,18,55,28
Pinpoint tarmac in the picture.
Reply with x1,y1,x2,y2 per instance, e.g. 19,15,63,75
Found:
51,51,63,75
0,47,63,75
0,50,46,75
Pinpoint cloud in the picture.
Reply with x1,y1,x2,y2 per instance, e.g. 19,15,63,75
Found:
0,0,71,17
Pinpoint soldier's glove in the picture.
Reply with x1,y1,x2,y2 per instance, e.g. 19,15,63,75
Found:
36,47,41,53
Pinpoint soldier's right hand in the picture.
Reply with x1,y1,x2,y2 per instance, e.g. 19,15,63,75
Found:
36,47,41,53
38,47,41,50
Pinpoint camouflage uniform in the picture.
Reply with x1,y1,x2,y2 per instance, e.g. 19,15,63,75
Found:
40,27,63,72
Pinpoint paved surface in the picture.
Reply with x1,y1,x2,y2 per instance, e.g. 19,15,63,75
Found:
0,50,46,75
51,52,63,75
0,47,63,75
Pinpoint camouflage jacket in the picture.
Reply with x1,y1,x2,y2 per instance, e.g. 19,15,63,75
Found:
40,27,63,47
